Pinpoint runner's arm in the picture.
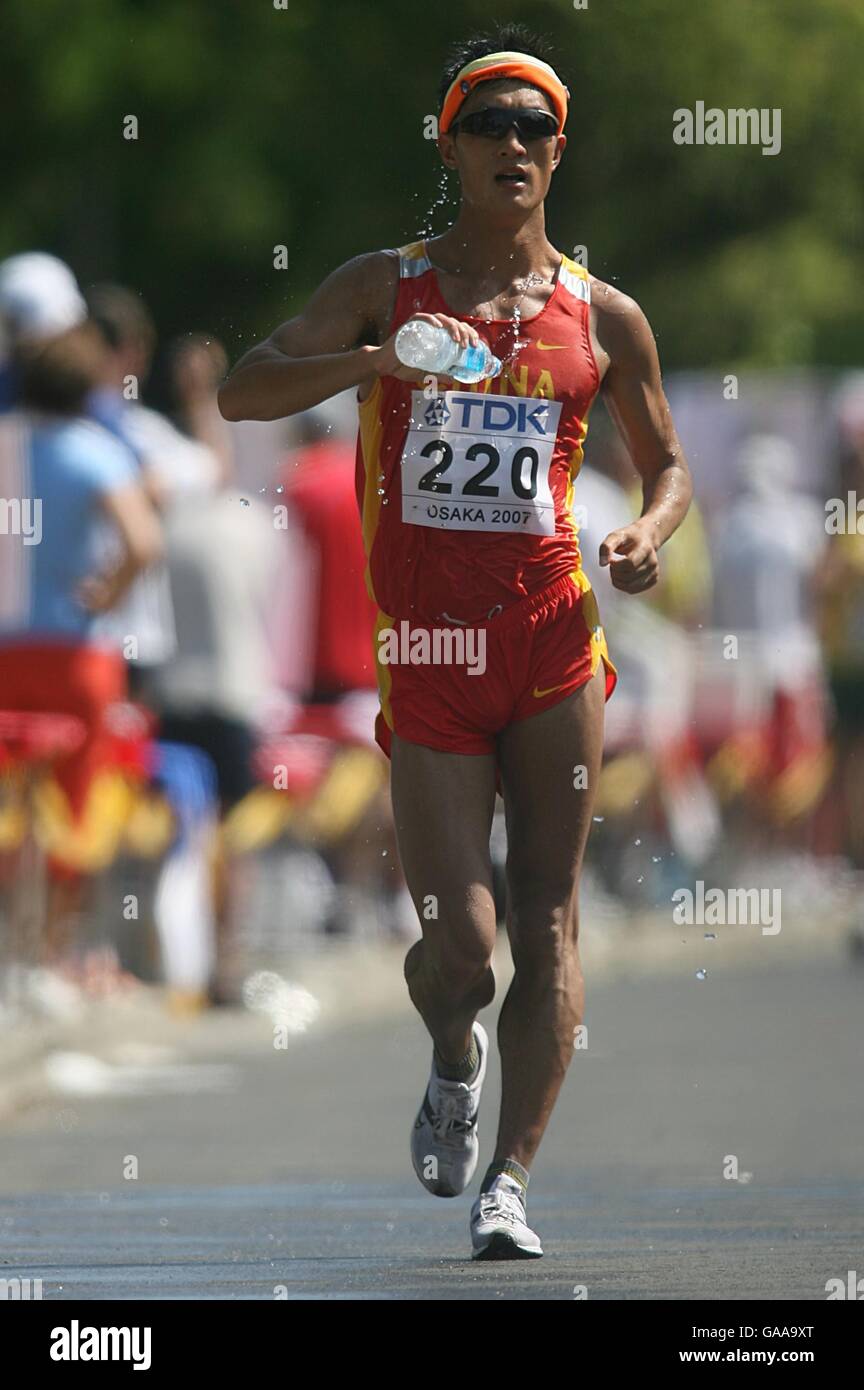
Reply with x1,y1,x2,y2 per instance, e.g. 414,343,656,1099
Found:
217,253,393,422
594,288,693,593
218,252,479,421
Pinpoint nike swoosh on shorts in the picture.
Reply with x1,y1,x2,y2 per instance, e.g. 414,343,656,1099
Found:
533,682,568,699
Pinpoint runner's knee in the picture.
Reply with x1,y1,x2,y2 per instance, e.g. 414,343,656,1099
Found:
506,868,579,934
411,931,495,1001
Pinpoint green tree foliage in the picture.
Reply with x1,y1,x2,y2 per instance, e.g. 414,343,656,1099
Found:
0,0,860,368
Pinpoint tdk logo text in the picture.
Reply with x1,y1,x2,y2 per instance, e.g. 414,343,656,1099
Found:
433,396,551,436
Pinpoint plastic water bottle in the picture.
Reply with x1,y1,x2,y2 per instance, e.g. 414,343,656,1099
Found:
394,318,501,384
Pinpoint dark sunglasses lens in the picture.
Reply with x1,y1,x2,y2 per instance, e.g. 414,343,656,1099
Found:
457,109,557,139
519,111,558,138
459,110,510,136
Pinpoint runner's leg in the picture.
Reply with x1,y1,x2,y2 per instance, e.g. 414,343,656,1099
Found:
493,665,606,1168
390,734,498,1061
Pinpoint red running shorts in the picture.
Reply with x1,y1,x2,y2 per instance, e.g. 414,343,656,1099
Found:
373,571,617,758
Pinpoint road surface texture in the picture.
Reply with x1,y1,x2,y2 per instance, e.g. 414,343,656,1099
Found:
1,942,861,1300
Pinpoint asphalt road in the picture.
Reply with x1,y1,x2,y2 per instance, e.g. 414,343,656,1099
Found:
1,955,862,1300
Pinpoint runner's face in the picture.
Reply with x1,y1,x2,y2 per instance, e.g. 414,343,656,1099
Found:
438,82,566,213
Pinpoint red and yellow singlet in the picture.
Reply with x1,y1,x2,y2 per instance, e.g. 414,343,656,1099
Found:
354,238,617,756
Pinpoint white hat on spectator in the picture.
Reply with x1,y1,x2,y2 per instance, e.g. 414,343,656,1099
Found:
0,252,87,349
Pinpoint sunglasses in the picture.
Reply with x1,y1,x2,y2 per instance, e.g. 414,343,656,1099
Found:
449,106,559,141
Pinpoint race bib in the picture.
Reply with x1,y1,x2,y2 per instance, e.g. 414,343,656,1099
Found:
400,390,562,535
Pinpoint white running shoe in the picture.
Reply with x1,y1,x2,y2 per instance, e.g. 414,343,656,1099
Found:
470,1186,544,1260
410,1021,488,1197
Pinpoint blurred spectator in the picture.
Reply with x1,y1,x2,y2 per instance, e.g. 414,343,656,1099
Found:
158,333,233,486
275,395,377,701
590,412,712,628
265,395,416,940
85,289,226,686
575,428,720,887
708,433,831,843
712,435,825,668
817,380,864,866
0,256,162,978
0,252,87,359
138,339,282,998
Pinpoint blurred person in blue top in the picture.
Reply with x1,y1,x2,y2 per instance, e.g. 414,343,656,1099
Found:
0,254,162,983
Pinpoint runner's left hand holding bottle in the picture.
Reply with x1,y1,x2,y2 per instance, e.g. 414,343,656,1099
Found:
366,313,498,387
395,316,501,384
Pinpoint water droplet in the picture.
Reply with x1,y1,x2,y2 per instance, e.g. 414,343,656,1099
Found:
593,816,604,823
634,838,641,845
695,969,707,981
652,855,662,863
240,497,250,507
704,932,716,940
636,875,644,884
377,487,385,495
276,485,284,493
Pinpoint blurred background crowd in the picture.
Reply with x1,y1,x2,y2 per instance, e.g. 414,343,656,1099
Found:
0,252,411,1017
1,0,863,1025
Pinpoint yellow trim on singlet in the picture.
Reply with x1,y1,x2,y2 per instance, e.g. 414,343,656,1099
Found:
357,383,398,724
372,607,395,730
564,406,590,569
558,253,591,284
357,376,386,605
564,407,617,692
567,564,618,690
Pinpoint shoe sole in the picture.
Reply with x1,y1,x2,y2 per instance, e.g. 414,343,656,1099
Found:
472,1231,544,1261
410,1022,488,1197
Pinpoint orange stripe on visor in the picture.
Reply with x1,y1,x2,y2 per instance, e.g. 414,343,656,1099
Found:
439,51,569,136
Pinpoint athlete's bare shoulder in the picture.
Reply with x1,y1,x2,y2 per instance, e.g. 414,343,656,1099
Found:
265,248,400,357
588,276,658,384
346,247,400,347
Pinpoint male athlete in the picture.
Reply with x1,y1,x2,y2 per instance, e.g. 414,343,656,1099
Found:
219,22,692,1260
